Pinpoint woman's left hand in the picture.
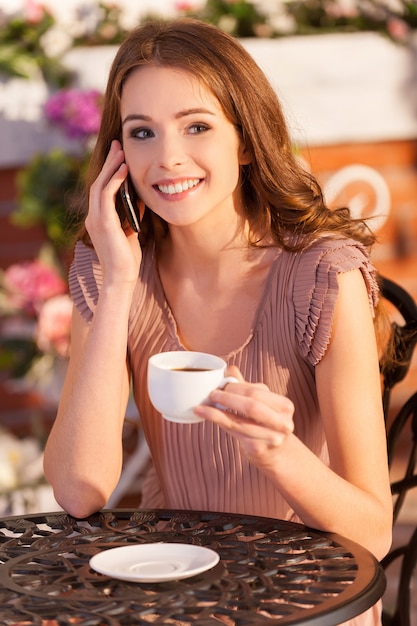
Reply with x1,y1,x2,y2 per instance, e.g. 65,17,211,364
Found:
194,366,295,468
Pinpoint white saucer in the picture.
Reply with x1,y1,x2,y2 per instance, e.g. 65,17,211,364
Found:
89,542,220,582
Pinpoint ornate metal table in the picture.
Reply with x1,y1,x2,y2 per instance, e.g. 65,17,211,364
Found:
0,508,385,625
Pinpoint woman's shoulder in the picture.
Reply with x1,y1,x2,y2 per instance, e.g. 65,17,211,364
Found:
288,236,379,365
291,235,376,278
68,240,155,323
68,241,101,323
294,232,369,254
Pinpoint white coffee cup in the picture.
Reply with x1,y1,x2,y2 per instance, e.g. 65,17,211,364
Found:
147,351,238,424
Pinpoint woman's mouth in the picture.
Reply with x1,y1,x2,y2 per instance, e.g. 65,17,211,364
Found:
156,178,201,195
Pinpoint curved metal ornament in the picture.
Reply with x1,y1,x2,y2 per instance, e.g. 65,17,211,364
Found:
0,509,385,626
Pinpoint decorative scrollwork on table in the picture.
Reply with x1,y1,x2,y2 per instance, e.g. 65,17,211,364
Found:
0,509,384,626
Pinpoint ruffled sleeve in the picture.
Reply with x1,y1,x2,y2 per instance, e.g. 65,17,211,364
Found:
68,240,103,323
293,238,379,367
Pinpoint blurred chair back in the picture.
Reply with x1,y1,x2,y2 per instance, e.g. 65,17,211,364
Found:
379,276,417,626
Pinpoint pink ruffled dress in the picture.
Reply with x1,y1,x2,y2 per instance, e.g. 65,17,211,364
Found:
69,236,383,626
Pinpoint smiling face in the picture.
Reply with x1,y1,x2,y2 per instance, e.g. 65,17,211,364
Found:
120,65,250,230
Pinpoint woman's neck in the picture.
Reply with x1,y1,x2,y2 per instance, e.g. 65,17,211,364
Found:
155,222,278,355
157,216,271,279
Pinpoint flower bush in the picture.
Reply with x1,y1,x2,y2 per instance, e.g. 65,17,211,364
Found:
12,149,86,253
0,248,72,383
0,0,416,87
0,2,70,86
44,87,102,139
36,294,73,359
2,254,67,314
0,1,129,84
0,84,102,391
162,0,417,42
279,0,417,40
180,0,268,37
11,87,102,254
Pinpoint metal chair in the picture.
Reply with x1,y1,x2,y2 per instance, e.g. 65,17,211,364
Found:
379,276,417,626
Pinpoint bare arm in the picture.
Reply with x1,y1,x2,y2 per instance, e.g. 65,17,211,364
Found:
43,141,141,518
195,269,393,559
43,299,131,517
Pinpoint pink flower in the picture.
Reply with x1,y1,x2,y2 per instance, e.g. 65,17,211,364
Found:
387,17,410,42
36,295,72,358
325,1,358,20
44,89,102,140
24,0,46,24
4,260,67,314
175,1,195,11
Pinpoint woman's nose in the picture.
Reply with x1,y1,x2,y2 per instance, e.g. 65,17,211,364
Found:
156,134,186,170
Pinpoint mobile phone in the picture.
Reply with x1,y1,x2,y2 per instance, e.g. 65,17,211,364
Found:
120,178,141,232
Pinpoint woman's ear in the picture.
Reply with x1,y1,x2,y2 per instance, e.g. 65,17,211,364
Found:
238,142,252,165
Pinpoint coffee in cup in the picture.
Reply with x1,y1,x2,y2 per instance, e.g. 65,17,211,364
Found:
147,351,238,424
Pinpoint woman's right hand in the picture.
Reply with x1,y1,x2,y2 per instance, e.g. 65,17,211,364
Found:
85,139,142,287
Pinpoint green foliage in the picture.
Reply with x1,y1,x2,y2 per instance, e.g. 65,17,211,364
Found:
192,0,267,37
12,150,84,252
287,1,366,34
0,8,71,86
71,2,130,46
173,0,417,41
0,336,39,379
285,0,416,37
403,1,417,27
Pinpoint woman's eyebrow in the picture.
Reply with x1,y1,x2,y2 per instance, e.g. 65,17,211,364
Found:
122,108,215,126
122,114,151,126
175,108,215,118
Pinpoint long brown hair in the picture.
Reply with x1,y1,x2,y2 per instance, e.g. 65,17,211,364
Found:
75,18,375,252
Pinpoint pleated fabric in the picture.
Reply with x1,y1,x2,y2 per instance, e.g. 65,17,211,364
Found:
68,236,379,518
69,237,382,625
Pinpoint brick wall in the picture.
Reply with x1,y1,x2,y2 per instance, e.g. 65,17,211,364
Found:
301,139,417,296
301,139,417,415
0,169,47,268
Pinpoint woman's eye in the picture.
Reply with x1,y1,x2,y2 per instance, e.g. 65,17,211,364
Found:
188,123,209,135
131,128,154,140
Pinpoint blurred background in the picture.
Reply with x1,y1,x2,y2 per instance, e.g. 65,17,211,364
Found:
0,0,416,520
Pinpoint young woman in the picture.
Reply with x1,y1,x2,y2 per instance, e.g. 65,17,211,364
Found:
43,18,392,625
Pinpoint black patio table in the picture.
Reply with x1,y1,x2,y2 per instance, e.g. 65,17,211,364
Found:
0,508,385,625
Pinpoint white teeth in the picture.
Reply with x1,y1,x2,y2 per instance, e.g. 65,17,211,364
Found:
158,179,200,195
